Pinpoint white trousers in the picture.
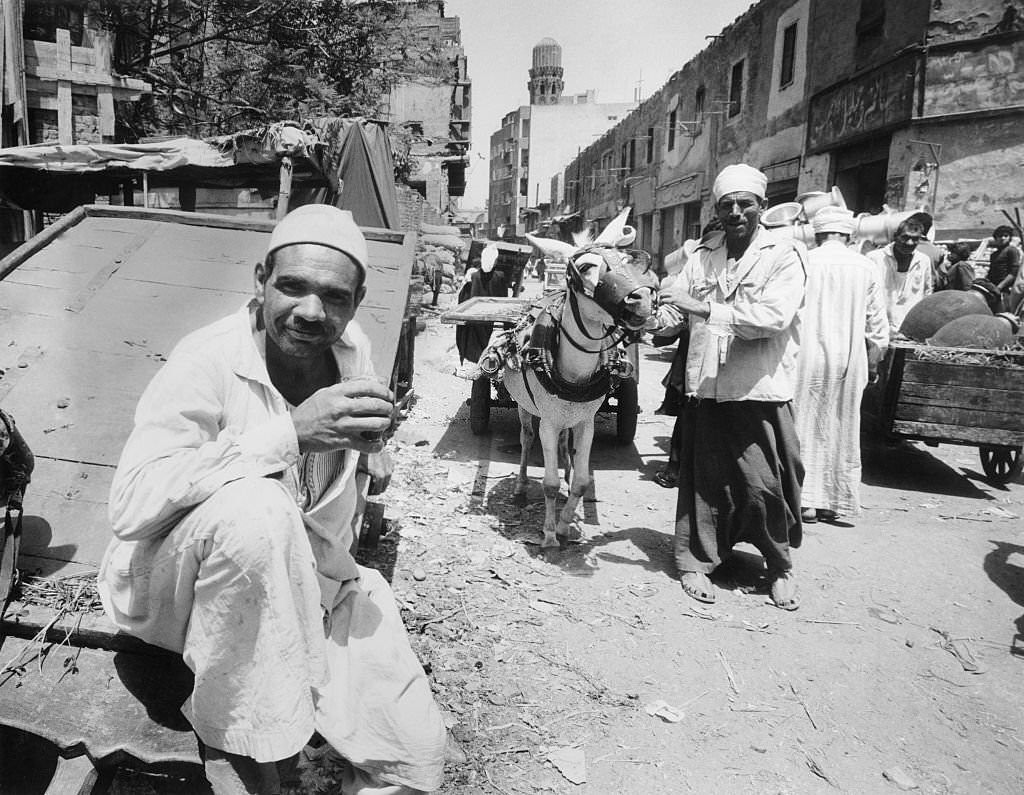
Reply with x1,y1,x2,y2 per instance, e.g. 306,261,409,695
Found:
100,477,446,792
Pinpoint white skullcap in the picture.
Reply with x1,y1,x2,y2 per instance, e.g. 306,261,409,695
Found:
267,204,368,276
481,244,499,273
712,164,768,201
812,206,856,235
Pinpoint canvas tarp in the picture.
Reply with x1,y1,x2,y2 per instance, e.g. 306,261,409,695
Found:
0,118,401,229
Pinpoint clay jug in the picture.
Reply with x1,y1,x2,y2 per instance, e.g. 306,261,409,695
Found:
926,313,1020,349
899,290,992,342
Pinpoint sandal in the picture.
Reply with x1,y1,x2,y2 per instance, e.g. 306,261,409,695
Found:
770,571,800,611
680,571,716,604
654,467,678,489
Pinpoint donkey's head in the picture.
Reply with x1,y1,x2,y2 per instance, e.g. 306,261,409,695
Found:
529,208,656,332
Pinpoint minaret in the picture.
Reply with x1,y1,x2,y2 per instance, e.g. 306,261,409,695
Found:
528,38,564,105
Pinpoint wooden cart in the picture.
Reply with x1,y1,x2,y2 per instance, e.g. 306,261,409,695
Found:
0,205,416,792
441,296,641,443
880,341,1024,484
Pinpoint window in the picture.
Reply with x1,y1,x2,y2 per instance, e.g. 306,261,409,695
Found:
521,149,529,168
521,119,530,137
729,60,744,117
667,109,677,151
646,127,655,163
857,0,885,37
519,178,528,196
780,23,797,88
629,139,636,171
695,86,706,119
621,142,628,171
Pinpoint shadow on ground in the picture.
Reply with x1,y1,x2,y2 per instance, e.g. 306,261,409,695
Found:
983,540,1024,658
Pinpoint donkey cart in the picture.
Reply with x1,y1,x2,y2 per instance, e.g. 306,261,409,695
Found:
879,341,1024,484
441,295,641,443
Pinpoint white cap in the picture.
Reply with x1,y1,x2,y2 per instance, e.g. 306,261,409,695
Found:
712,164,768,201
481,243,499,273
266,204,368,276
812,206,856,235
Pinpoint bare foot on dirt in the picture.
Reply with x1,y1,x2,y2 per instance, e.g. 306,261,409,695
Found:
770,571,800,611
680,571,716,604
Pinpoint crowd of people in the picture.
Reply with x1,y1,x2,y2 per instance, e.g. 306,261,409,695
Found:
649,163,1023,612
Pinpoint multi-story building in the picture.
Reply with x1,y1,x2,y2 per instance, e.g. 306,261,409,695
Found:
561,0,1024,265
384,0,472,220
487,38,635,238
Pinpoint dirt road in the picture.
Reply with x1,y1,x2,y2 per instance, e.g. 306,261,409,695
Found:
377,283,1024,795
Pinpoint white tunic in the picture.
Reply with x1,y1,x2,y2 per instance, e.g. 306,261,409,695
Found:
794,241,889,515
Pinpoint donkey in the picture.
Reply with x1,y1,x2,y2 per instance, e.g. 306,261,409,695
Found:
480,209,656,547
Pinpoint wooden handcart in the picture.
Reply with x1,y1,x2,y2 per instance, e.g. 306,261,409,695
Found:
0,205,416,793
440,296,641,443
880,341,1024,484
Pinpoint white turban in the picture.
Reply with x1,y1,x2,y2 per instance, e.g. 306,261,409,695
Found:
712,164,768,201
812,206,856,235
480,244,499,273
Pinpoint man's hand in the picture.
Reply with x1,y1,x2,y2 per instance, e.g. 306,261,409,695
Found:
658,283,710,319
291,376,394,454
360,450,393,495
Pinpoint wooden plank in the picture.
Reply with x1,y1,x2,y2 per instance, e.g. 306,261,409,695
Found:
901,359,1024,392
0,206,86,281
891,420,1024,447
897,382,1024,412
441,296,534,324
17,459,115,574
43,754,98,795
0,346,164,466
96,86,114,137
0,636,201,771
56,30,72,144
2,603,158,656
893,401,1024,430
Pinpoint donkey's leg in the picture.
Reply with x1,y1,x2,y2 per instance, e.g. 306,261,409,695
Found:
538,419,565,548
557,429,572,486
556,419,595,540
513,406,535,504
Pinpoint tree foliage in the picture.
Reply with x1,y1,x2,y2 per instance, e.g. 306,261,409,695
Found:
87,0,446,139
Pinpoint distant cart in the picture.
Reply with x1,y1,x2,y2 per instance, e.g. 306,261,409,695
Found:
441,296,641,442
466,240,533,297
880,341,1024,484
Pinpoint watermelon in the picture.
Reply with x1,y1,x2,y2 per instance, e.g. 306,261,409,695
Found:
926,313,1019,349
899,290,991,342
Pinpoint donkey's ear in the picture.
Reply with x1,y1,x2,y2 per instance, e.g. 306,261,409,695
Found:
594,206,633,245
526,234,576,261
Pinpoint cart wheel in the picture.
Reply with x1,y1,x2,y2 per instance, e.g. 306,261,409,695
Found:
470,377,491,435
979,445,1024,484
615,379,639,444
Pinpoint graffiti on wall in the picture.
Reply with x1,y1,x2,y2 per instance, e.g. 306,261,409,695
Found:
807,56,916,151
924,40,1024,115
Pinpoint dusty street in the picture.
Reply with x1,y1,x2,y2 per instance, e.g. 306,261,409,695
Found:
372,281,1024,795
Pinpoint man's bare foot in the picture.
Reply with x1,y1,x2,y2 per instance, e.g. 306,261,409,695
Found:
770,571,800,611
680,571,716,604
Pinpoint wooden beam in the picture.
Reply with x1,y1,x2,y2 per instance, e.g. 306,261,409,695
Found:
0,207,88,281
26,65,150,92
97,86,115,137
56,30,73,144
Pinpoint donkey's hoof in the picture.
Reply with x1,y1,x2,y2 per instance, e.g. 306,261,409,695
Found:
540,533,560,549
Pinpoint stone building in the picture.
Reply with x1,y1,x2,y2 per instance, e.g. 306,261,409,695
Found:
487,38,635,238
560,0,1024,266
384,0,472,222
803,0,1024,238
